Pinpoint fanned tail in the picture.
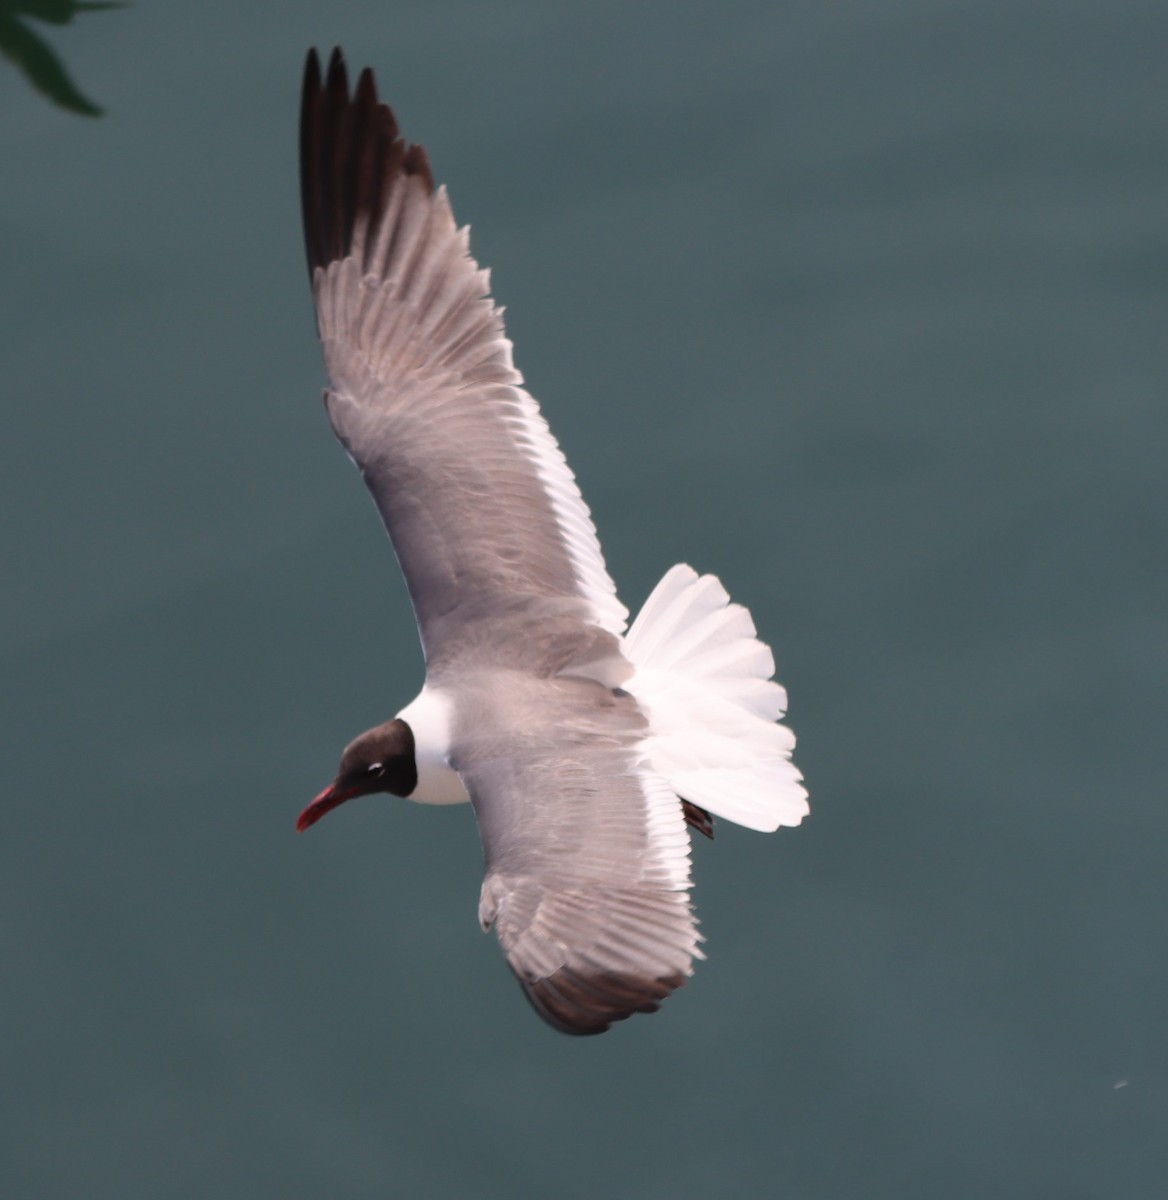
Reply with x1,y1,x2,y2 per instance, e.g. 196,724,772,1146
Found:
623,565,808,833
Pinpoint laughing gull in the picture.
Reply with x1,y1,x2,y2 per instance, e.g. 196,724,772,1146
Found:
294,48,808,1034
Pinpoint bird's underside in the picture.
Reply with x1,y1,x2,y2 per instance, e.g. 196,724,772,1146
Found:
297,48,806,1035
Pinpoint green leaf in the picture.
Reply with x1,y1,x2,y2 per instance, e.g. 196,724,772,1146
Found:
1,2,124,26
0,13,102,115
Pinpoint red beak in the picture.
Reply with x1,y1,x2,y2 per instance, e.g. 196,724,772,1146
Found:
296,783,358,832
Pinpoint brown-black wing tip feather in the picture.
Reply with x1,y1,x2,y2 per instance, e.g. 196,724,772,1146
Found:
299,46,434,278
299,49,325,275
518,967,687,1036
403,143,435,192
682,800,716,840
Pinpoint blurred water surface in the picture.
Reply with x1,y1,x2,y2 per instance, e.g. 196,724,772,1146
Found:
2,2,1166,1197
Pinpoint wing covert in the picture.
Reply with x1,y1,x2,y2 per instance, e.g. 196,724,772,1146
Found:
300,49,628,666
453,682,701,1035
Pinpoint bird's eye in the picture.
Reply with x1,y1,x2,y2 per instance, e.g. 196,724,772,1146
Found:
365,762,383,775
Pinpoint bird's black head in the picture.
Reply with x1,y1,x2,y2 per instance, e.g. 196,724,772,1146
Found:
296,718,418,832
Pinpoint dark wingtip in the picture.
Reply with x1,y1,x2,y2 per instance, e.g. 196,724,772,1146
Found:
299,49,325,275
355,66,377,106
304,47,322,87
403,142,435,192
682,800,716,840
324,45,349,113
299,46,435,279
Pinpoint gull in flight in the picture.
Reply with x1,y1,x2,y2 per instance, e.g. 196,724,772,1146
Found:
295,48,808,1034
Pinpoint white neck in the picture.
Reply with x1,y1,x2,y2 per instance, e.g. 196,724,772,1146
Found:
396,687,471,805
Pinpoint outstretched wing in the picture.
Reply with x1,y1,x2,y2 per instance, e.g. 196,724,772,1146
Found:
455,687,701,1035
300,49,627,666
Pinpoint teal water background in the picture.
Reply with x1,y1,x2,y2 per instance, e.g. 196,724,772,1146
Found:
2,3,1166,1196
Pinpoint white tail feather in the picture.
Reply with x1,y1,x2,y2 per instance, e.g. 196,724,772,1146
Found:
624,565,808,833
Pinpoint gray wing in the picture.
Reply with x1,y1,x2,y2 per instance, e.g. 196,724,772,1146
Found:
300,50,627,667
455,681,701,1035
